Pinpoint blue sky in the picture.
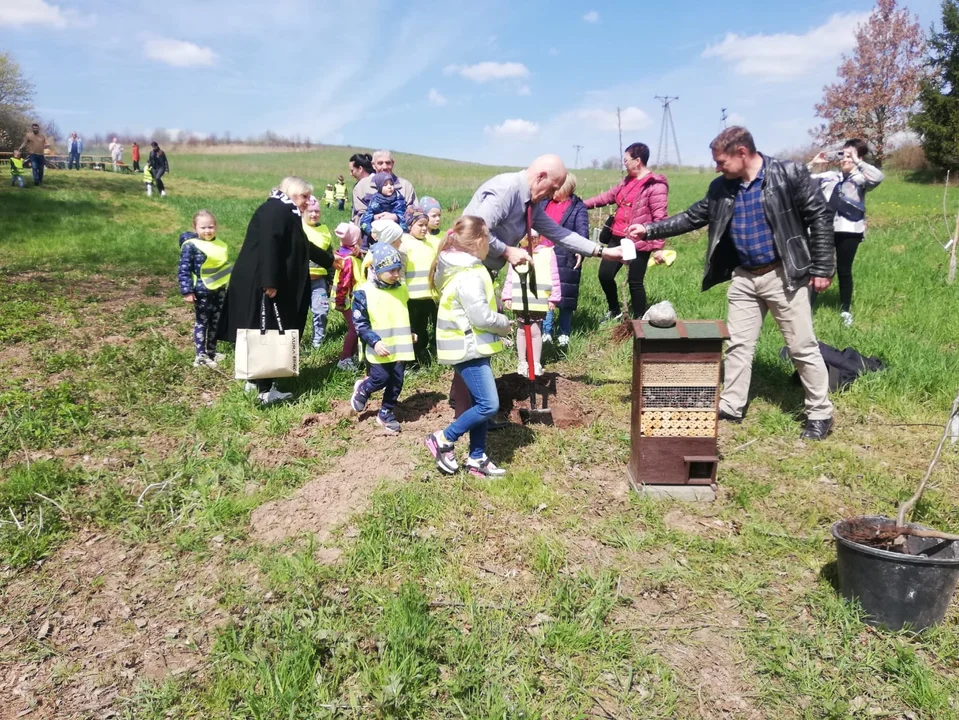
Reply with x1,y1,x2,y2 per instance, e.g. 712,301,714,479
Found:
2,0,945,167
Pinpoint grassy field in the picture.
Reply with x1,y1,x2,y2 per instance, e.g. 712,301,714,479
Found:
2,147,959,719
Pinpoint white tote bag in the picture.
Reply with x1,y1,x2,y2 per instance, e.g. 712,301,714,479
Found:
234,294,300,380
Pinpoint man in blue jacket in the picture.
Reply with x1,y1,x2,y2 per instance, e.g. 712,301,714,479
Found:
67,132,83,170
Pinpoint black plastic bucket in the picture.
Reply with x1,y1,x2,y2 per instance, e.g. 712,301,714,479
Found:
831,515,959,631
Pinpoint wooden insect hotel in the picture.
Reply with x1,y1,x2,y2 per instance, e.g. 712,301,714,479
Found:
628,319,729,497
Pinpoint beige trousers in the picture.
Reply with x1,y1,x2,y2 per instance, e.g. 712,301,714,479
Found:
720,265,833,421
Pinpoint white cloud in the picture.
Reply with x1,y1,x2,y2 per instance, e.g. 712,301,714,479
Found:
427,88,448,106
444,61,530,83
576,106,651,132
517,84,531,96
702,12,870,82
484,118,540,138
726,111,747,126
583,10,599,23
0,0,87,28
144,37,217,68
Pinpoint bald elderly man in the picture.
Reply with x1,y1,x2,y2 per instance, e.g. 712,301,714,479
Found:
464,154,623,269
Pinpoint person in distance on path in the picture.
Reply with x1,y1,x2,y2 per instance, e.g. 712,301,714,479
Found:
626,126,835,441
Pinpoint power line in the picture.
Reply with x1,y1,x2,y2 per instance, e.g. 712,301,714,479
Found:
573,144,583,169
616,107,623,170
654,96,681,167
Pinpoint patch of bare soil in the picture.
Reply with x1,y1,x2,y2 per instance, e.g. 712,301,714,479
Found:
1,533,245,720
494,373,595,429
250,432,417,545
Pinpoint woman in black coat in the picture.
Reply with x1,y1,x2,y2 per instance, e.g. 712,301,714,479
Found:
540,173,588,347
220,176,334,404
147,142,170,196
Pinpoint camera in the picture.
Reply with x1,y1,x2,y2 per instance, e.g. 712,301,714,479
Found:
824,150,843,161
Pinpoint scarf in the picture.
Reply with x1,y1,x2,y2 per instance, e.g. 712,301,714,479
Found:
269,189,301,217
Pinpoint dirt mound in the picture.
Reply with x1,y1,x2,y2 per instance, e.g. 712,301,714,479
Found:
250,434,416,545
1,534,238,719
494,373,593,429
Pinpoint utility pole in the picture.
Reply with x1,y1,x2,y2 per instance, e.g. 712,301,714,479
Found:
573,144,583,169
720,107,728,131
616,107,623,169
654,96,681,167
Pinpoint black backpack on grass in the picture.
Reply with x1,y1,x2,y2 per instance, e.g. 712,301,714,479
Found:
780,342,885,392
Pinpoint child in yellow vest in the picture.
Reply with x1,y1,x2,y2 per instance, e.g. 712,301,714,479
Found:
350,244,413,434
303,196,334,348
334,175,348,211
144,163,154,196
425,216,512,477
178,210,232,368
502,232,561,377
333,222,364,371
420,196,443,241
9,151,25,188
403,205,439,368
324,183,336,208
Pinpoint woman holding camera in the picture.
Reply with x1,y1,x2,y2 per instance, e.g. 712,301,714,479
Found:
808,139,884,327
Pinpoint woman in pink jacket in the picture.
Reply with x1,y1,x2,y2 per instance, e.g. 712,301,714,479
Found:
585,142,669,320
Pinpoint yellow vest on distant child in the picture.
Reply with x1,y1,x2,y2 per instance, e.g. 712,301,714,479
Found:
362,282,414,364
303,221,333,278
324,187,335,204
334,182,347,201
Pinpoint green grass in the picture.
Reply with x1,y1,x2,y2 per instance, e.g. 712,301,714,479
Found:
3,151,959,718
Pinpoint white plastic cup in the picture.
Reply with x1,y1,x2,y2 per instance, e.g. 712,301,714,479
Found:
620,236,636,263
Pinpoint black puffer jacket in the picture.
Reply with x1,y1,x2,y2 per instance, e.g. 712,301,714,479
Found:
644,155,834,291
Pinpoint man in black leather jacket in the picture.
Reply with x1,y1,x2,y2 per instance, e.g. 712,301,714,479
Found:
628,127,835,440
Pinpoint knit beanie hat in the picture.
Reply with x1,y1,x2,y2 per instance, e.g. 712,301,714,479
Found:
406,205,428,228
370,218,403,246
372,172,393,193
371,243,402,274
335,222,360,248
420,196,441,214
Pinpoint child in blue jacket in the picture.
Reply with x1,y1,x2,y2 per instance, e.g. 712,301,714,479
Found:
360,173,408,237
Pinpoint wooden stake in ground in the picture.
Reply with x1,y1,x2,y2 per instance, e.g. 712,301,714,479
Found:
949,208,959,285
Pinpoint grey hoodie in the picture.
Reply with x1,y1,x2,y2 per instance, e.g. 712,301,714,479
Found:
434,250,511,364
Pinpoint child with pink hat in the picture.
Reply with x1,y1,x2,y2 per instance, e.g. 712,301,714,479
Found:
332,222,364,371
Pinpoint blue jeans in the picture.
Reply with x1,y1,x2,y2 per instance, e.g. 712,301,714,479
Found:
542,308,574,337
68,151,81,170
310,277,329,346
11,175,24,188
444,357,499,459
359,361,405,414
29,154,44,185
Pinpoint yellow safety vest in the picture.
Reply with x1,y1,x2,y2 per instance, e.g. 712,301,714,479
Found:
303,221,333,278
144,165,153,184
10,158,23,176
510,248,553,312
436,266,503,364
362,282,414,364
186,238,232,290
324,188,335,203
404,236,438,300
334,182,347,201
425,233,443,253
332,254,364,295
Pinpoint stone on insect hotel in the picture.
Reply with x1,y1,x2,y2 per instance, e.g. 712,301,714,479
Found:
628,319,729,501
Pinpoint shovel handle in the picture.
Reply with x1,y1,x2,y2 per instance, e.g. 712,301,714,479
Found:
523,322,535,381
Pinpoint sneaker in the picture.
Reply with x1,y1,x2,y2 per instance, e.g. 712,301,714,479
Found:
213,353,225,363
465,454,506,478
534,363,544,377
543,334,553,344
557,334,570,347
602,310,623,323
243,381,258,393
517,361,529,377
425,431,458,474
376,412,401,433
350,378,368,412
840,311,854,328
337,358,359,372
193,355,216,368
160,190,167,197
258,386,292,405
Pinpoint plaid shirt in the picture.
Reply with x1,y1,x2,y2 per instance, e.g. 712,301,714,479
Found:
729,159,778,268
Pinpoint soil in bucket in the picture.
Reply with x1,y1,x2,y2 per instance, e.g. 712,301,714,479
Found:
831,515,959,631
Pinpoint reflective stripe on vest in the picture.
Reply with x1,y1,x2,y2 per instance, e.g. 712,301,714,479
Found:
436,266,503,364
404,237,438,300
10,158,24,176
187,238,232,290
510,249,553,312
303,222,333,278
362,282,414,363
